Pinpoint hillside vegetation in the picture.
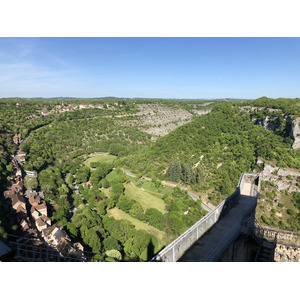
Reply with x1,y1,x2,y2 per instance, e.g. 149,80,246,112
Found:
1,96,300,260
122,101,300,202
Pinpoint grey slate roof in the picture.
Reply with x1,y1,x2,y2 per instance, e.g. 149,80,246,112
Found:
53,229,68,244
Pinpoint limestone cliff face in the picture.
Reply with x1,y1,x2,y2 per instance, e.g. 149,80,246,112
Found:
290,117,300,149
245,106,299,149
255,116,281,131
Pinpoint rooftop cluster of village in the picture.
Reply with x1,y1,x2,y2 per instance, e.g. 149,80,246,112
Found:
24,101,122,119
3,134,84,260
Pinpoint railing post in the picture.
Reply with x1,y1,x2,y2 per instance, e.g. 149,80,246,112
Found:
173,245,175,262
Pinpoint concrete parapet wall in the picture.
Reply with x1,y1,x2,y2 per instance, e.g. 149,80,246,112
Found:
151,188,240,261
256,226,300,244
151,173,260,262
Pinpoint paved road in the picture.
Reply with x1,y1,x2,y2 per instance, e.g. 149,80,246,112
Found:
123,170,136,178
164,182,213,211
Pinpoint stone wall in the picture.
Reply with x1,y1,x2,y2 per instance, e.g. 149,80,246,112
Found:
258,226,300,262
274,242,300,262
258,226,300,244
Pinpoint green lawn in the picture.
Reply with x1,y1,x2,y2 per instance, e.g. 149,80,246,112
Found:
105,169,119,182
124,182,167,214
136,180,174,197
108,207,166,244
101,187,111,198
84,153,116,167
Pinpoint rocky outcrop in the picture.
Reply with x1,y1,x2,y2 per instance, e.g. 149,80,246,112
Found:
256,116,281,131
242,106,300,149
260,164,300,193
290,117,300,149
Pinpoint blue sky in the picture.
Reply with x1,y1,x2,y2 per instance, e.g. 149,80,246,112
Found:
0,37,300,99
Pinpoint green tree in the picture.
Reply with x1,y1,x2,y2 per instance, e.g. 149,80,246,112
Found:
129,202,144,219
76,166,90,184
67,222,78,237
103,236,121,251
109,143,128,156
145,208,164,230
116,195,134,213
101,178,110,188
24,175,38,190
105,249,122,261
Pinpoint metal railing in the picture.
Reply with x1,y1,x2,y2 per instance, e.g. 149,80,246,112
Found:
4,233,101,262
205,194,259,262
151,172,260,262
150,196,235,262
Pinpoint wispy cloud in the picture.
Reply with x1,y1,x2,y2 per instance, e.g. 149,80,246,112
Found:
0,38,85,96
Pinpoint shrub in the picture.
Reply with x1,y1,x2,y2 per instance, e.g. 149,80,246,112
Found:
261,215,271,225
287,209,297,216
129,202,144,219
145,208,164,230
105,249,122,261
90,162,99,168
103,236,121,251
101,178,110,188
116,195,134,213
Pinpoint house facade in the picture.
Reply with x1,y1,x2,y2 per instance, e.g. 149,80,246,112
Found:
11,193,26,211
36,218,48,232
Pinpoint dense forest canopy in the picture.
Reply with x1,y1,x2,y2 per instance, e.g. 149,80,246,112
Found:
122,100,299,197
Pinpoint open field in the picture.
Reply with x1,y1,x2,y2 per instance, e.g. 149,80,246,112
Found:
124,182,167,214
84,153,116,167
136,180,174,197
100,187,111,197
105,169,119,182
108,207,166,243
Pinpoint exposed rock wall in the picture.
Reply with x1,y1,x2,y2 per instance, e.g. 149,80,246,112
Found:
290,117,300,149
256,116,281,131
260,164,300,193
241,105,300,149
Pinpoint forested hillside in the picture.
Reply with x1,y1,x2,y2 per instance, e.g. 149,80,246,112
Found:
1,97,300,260
122,100,300,200
0,98,208,261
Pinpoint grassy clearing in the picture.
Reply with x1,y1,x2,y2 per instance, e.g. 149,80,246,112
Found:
101,187,111,198
124,182,167,214
105,169,119,182
108,207,166,244
84,153,116,167
136,180,174,197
